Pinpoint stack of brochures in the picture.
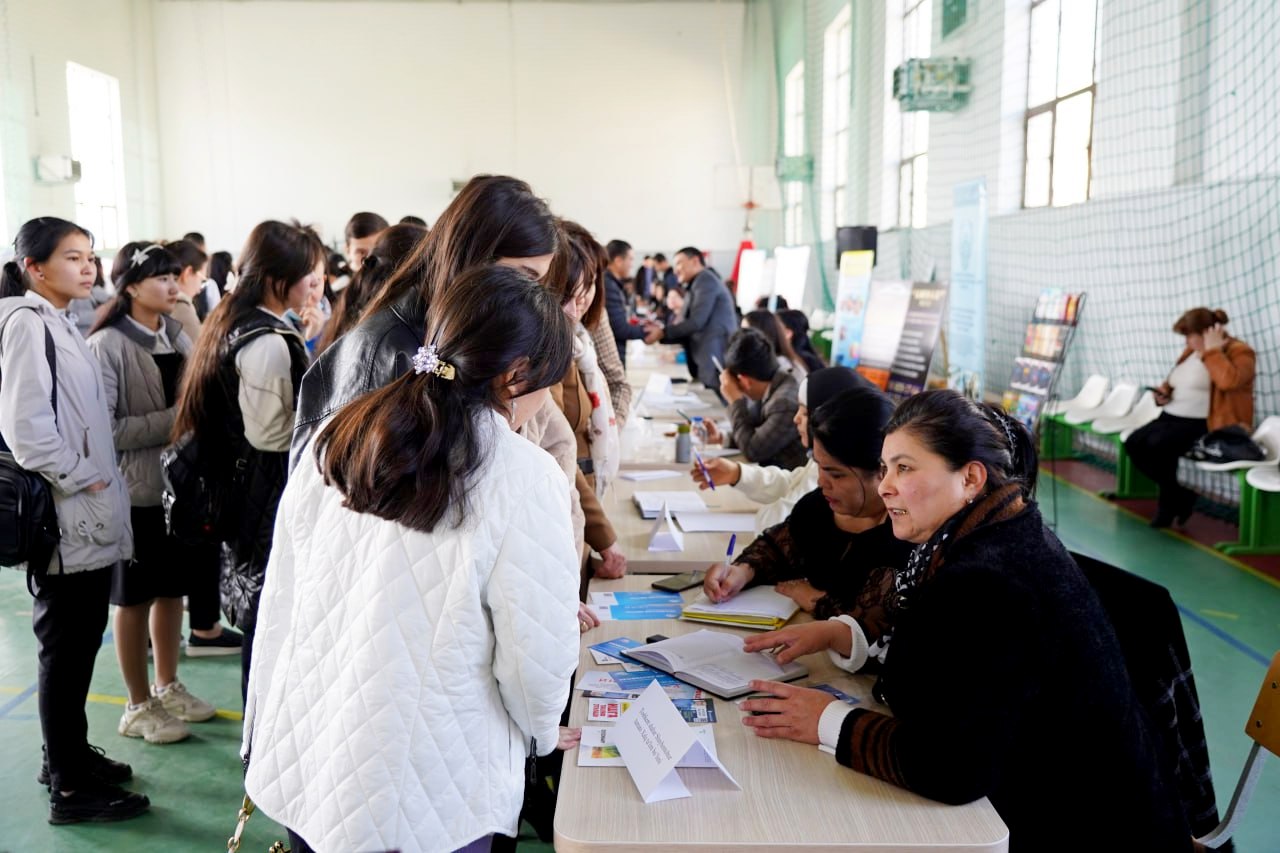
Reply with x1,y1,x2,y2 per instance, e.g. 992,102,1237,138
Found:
632,491,707,519
680,586,799,631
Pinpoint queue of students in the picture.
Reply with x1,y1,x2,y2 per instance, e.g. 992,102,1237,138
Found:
0,173,1245,850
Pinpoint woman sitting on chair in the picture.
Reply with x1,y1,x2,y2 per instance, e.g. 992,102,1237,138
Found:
1126,307,1255,527
738,390,1192,852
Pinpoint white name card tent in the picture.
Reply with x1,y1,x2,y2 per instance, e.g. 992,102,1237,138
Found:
612,681,740,803
644,373,674,398
648,502,685,552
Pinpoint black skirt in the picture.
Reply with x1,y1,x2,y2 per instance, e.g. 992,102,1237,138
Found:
110,506,195,606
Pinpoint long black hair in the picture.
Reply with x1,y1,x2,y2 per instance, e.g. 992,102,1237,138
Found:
779,309,826,371
316,263,574,533
1,218,94,298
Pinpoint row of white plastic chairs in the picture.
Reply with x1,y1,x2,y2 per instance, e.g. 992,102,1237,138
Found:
1045,375,1280,493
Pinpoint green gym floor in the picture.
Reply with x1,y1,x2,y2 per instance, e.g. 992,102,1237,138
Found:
1,471,1277,852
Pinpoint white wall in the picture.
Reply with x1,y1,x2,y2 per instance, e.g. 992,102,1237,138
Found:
0,0,164,247
153,0,748,253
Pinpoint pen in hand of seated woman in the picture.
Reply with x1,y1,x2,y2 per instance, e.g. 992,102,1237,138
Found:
702,534,749,603
691,456,740,489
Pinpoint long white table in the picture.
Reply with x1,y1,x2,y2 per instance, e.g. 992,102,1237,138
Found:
553,576,1010,852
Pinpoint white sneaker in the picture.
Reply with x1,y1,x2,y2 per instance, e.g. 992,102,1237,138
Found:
118,698,190,744
152,680,216,723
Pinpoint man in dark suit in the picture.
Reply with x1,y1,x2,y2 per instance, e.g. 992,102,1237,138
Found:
653,253,678,292
604,239,647,366
643,246,738,390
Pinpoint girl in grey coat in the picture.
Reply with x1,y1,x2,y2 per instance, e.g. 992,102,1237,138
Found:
0,217,147,825
87,244,218,749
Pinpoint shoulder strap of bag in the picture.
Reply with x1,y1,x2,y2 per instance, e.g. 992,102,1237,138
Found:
0,306,58,451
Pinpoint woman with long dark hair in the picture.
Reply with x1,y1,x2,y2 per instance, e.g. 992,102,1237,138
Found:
0,218,147,823
171,220,323,700
743,309,808,378
86,245,215,746
739,390,1190,850
778,308,827,373
292,174,559,466
243,265,581,853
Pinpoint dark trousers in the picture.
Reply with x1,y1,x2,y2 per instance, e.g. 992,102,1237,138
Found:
241,620,255,704
1125,412,1208,516
186,543,223,632
288,827,492,852
31,565,113,791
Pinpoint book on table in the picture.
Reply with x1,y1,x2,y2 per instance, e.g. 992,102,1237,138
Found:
619,628,808,699
680,586,799,630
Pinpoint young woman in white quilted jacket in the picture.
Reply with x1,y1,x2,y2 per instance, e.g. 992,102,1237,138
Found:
0,217,149,825
243,264,583,853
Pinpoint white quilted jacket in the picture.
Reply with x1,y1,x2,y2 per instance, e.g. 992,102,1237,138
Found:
242,410,581,852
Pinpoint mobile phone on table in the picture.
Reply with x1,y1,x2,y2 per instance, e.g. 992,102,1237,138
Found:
651,571,706,593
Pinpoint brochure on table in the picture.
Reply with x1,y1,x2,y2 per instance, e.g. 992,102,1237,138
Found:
598,681,740,802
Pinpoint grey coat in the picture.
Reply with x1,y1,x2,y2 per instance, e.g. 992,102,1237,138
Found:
86,315,194,507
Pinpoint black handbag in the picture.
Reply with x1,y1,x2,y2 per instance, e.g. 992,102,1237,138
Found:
0,307,62,588
1188,425,1265,463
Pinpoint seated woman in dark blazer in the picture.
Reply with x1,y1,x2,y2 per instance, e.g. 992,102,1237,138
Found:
702,383,913,617
1126,307,1255,527
739,390,1192,852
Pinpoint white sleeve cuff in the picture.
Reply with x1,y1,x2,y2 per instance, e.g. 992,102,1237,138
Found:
818,699,856,752
826,615,870,673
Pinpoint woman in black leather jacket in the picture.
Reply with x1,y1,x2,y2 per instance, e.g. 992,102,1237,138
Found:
290,175,559,469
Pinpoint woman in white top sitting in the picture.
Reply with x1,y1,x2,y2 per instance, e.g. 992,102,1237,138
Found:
1125,307,1256,528
171,220,323,701
691,367,871,532
242,264,582,853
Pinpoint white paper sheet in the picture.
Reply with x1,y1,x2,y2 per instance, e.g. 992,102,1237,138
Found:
620,470,685,482
675,512,758,533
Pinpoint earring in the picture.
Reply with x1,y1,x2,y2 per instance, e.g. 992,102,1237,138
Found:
508,398,518,427
966,497,974,504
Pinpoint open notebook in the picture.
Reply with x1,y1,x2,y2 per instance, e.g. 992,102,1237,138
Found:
620,629,808,699
681,586,799,630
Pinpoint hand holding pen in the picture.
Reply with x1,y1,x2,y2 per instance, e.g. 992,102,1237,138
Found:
702,534,751,603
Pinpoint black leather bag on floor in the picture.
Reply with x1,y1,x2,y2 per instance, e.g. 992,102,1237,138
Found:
0,307,61,583
1188,425,1265,463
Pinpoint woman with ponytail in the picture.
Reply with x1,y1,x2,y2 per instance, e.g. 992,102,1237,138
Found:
171,220,323,700
242,264,581,853
738,390,1190,851
87,244,217,747
0,218,148,823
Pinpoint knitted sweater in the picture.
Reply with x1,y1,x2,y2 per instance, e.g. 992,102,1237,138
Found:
832,503,1191,852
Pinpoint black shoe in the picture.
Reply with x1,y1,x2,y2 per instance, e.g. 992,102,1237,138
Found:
187,627,244,657
48,782,150,825
1150,511,1174,528
38,744,133,788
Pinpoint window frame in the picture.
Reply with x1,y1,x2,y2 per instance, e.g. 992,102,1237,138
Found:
821,5,853,240
897,0,933,229
1022,0,1098,209
783,61,806,245
65,61,129,249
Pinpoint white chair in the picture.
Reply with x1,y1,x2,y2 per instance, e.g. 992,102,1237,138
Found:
1245,464,1280,493
1044,374,1108,416
1064,382,1137,426
1094,390,1161,436
1195,416,1280,472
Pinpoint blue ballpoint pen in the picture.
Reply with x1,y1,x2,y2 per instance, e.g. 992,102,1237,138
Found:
693,447,715,491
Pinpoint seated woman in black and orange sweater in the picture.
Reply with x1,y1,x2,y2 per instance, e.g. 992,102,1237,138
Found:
701,383,912,617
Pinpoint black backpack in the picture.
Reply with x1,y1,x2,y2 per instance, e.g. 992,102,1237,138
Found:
160,326,286,545
0,306,62,586
1188,425,1265,464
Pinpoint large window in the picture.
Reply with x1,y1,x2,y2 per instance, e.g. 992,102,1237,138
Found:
821,5,852,239
66,62,129,248
897,0,932,228
1023,0,1097,208
783,62,806,245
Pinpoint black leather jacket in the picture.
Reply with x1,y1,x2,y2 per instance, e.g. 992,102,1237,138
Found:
290,288,426,471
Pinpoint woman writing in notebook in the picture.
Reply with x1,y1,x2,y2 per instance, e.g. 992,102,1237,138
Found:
738,390,1190,851
700,382,912,616
242,266,582,853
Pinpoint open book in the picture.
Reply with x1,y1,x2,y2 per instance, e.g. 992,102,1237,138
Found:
681,586,799,630
620,629,808,699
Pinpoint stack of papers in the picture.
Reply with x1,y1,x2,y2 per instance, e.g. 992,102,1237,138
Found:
632,491,707,519
680,586,799,631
